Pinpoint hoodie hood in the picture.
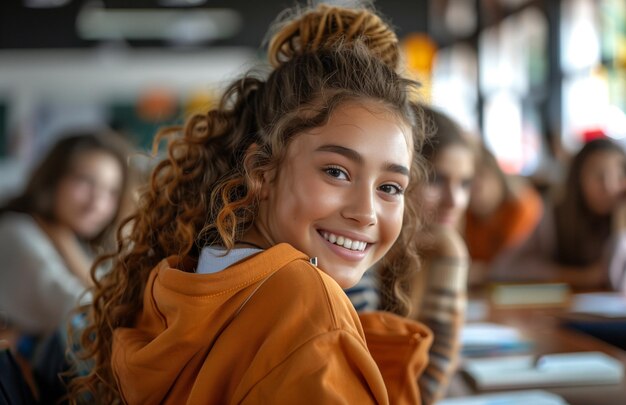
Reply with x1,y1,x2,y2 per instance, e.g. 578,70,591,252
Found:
111,243,307,404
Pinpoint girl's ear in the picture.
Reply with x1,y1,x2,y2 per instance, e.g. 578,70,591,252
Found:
259,171,272,200
259,164,278,200
246,143,273,200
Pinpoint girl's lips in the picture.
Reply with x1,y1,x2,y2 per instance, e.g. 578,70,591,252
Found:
316,229,372,261
320,230,367,251
317,228,375,245
320,234,369,262
437,212,458,226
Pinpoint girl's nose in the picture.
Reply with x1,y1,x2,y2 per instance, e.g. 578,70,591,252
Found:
341,186,377,226
604,174,623,196
440,184,457,209
91,186,116,216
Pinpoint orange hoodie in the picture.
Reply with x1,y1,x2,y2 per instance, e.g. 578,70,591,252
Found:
112,243,431,404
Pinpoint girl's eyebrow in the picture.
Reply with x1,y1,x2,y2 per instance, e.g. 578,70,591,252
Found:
315,144,409,177
385,162,410,177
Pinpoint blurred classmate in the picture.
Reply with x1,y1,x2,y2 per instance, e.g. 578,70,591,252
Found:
465,144,543,286
347,105,473,405
492,138,626,291
393,106,473,405
417,106,475,230
0,130,130,347
70,5,434,404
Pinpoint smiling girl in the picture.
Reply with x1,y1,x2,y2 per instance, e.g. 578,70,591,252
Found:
0,131,129,338
70,4,432,404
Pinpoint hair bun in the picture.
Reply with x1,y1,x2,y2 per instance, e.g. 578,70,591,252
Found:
267,4,399,70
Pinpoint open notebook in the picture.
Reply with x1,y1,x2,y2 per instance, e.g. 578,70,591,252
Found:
463,351,624,390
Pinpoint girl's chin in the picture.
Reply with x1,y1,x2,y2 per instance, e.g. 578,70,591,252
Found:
74,225,104,239
437,217,457,227
334,276,361,289
320,264,366,289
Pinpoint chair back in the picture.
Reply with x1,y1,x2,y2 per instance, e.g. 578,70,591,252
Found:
0,349,37,405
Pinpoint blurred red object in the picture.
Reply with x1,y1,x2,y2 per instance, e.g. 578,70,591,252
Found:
582,128,607,143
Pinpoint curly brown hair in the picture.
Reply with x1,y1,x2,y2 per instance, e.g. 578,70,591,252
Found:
267,3,401,71
69,4,428,403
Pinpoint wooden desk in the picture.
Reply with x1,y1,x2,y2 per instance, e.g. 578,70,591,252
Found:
448,301,626,405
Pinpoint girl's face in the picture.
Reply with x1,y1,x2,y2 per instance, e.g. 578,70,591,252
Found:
580,150,626,216
420,144,474,227
253,102,412,288
54,150,124,238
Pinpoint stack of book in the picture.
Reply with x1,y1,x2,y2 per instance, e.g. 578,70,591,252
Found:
461,322,533,357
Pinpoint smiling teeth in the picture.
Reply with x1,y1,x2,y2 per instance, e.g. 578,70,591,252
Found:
322,232,367,251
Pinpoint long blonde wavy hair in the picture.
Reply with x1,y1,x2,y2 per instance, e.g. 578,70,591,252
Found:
69,4,428,403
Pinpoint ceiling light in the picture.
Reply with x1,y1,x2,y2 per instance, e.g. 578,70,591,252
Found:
157,0,207,6
77,3,241,43
24,0,70,8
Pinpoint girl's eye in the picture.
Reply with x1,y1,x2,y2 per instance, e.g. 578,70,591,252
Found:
461,179,473,189
72,173,96,188
379,184,404,196
429,174,442,185
324,166,349,180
